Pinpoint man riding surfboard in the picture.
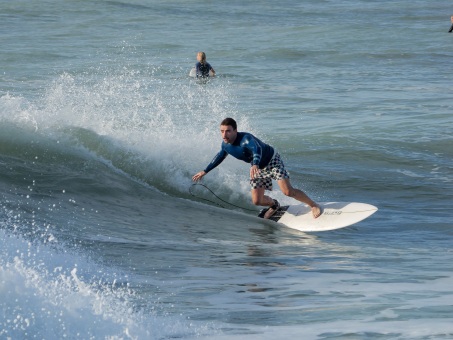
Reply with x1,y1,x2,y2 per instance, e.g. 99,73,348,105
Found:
192,118,321,219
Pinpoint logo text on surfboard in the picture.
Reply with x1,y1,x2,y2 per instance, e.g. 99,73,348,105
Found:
323,210,343,216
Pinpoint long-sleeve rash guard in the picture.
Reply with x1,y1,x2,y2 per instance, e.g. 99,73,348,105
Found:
196,62,213,78
204,132,274,174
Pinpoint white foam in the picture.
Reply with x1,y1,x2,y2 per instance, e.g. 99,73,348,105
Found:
0,229,215,339
0,69,255,201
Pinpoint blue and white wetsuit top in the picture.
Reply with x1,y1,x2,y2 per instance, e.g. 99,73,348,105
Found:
204,132,275,173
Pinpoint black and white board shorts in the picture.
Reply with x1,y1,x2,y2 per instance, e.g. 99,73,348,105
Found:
250,152,290,191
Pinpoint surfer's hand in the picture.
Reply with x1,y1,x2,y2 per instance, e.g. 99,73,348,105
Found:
250,165,260,179
192,171,206,182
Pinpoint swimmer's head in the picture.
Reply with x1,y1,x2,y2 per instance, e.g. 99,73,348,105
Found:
197,52,206,64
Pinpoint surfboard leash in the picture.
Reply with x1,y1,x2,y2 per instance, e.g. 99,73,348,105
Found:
189,183,256,212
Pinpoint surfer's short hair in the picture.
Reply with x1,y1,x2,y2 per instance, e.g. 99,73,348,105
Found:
221,118,237,130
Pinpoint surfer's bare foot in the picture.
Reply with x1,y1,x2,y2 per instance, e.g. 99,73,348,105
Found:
264,199,280,219
311,204,322,218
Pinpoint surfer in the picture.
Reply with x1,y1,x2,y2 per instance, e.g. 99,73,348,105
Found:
192,118,322,219
195,52,215,78
449,16,453,33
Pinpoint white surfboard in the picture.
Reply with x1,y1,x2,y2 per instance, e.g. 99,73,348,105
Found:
189,67,215,78
259,202,378,232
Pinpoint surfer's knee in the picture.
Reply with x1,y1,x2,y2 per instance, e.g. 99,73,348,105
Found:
251,196,261,205
281,186,295,197
251,188,267,206
277,179,296,197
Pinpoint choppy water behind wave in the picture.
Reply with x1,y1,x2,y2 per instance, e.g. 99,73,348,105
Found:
1,0,453,338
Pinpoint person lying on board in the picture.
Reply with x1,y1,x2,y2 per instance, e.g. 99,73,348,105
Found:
192,118,321,219
195,51,215,78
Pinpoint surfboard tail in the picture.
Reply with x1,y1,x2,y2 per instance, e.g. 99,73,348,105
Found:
257,206,289,221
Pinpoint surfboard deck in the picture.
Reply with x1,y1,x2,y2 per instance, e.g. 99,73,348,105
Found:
258,202,377,232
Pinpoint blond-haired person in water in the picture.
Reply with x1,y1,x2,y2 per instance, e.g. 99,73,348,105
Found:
195,52,215,78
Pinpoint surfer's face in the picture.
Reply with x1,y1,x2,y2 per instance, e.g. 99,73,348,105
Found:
220,125,237,144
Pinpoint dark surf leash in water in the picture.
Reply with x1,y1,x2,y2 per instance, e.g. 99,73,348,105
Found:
189,183,256,212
